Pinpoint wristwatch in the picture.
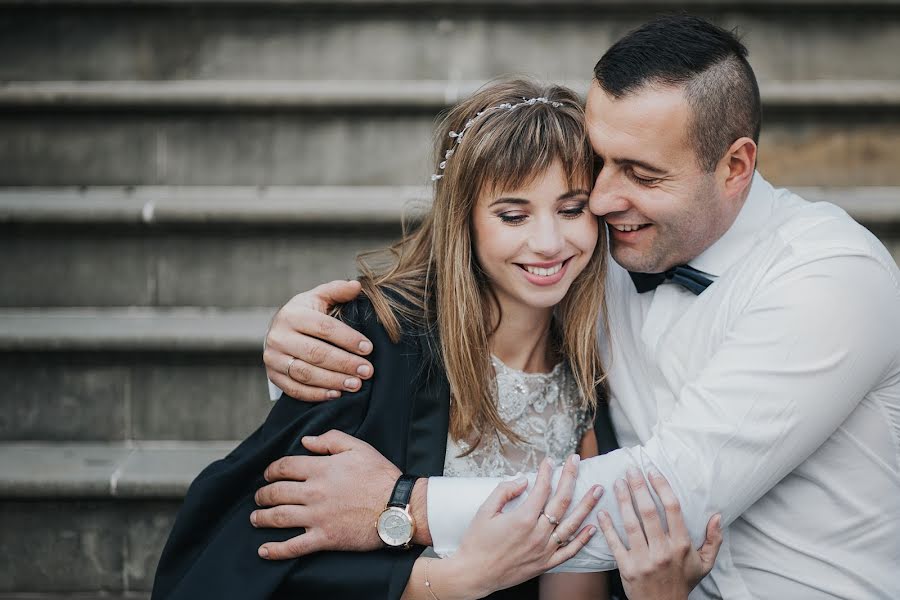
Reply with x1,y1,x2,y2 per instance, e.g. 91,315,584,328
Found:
376,474,420,548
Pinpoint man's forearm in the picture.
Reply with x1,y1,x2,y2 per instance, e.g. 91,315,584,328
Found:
411,478,432,546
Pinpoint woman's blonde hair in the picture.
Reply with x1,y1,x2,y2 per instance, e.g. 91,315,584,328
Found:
353,77,608,449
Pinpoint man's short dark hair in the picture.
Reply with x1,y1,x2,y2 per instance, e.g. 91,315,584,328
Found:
593,14,761,172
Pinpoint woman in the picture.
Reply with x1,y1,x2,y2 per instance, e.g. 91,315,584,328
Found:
152,78,718,600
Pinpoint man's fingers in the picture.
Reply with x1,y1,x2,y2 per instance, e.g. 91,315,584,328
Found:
265,347,355,393
626,467,665,544
250,503,309,530
264,455,318,483
258,529,327,560
647,468,689,542
541,454,580,531
479,477,529,517
254,480,308,508
288,309,374,365
613,477,649,553
310,279,364,311
698,513,723,572
302,429,371,456
268,370,341,403
270,323,373,382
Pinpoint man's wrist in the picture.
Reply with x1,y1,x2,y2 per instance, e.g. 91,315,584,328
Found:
410,478,432,546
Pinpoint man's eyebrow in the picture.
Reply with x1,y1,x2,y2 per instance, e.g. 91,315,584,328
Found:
489,190,589,207
611,158,668,176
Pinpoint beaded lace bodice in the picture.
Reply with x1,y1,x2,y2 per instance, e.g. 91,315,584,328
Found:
443,356,592,478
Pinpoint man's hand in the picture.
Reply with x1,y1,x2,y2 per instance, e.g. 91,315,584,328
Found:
251,430,400,559
264,280,374,401
596,468,723,600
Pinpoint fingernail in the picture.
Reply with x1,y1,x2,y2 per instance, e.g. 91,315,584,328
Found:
263,470,270,483
250,511,258,527
626,467,640,480
570,454,580,466
587,525,597,536
714,513,723,529
344,377,360,390
592,485,604,499
258,546,269,559
359,340,372,353
515,476,528,486
357,364,371,377
327,390,341,399
648,467,661,478
614,479,626,493
302,435,317,443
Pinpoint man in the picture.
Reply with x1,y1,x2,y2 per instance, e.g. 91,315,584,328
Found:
257,15,900,598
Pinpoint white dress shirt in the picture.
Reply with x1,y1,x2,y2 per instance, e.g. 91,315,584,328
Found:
427,173,900,599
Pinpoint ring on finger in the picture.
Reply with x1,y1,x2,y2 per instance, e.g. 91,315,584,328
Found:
550,530,566,546
285,357,297,377
541,511,560,526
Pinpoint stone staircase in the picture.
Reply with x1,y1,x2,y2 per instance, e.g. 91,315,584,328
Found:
1,1,899,597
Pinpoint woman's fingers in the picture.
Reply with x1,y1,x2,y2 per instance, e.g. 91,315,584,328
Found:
548,524,597,567
596,510,629,559
625,467,666,544
698,514,723,574
521,458,555,518
478,477,530,517
549,484,604,545
647,467,689,542
539,454,580,531
613,477,650,554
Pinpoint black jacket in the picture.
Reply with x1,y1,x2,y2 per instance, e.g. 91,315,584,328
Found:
152,296,619,599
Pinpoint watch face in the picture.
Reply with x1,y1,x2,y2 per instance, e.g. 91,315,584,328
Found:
377,507,413,546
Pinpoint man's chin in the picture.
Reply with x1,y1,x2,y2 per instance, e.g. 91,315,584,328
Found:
609,245,665,274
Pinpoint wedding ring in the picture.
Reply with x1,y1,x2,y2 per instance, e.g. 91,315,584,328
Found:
541,511,560,526
551,531,566,546
285,357,297,377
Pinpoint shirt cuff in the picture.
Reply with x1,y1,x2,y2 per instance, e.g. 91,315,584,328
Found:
267,378,282,401
427,476,506,557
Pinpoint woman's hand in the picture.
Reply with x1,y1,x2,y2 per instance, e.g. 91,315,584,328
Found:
433,455,604,599
596,468,723,600
264,279,375,400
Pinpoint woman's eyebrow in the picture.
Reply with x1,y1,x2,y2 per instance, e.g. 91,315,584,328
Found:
559,189,590,200
489,197,530,207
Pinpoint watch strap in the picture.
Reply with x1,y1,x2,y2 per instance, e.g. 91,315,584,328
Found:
387,474,419,508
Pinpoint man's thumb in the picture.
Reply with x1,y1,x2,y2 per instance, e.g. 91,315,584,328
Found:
302,429,365,455
314,279,362,308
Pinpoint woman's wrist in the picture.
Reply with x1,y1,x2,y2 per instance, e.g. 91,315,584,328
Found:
425,555,492,600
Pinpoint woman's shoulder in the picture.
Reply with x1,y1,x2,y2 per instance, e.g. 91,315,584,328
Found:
335,288,434,349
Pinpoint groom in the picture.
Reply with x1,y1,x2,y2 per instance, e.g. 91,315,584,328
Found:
256,15,900,599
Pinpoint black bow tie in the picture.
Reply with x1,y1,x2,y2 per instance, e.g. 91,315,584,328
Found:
629,265,714,295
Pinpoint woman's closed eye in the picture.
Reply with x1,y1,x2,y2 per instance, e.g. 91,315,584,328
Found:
559,201,589,218
497,212,528,225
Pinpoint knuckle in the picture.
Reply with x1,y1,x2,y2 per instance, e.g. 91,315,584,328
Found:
624,521,642,536
640,506,658,521
664,497,682,513
305,342,327,366
294,364,313,384
316,316,336,339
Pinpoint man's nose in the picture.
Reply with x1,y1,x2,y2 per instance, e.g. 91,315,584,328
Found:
589,173,630,217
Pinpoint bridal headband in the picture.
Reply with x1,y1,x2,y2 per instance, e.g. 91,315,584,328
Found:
431,96,564,182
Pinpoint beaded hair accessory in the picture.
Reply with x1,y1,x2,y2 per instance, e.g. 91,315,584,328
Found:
431,96,563,181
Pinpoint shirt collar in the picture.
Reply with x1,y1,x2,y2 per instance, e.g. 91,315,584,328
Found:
689,171,776,278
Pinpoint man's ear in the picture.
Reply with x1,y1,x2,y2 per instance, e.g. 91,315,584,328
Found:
719,137,757,201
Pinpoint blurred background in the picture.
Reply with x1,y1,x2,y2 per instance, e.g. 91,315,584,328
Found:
1,0,898,597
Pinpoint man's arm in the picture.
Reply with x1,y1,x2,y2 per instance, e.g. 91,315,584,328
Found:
426,254,899,569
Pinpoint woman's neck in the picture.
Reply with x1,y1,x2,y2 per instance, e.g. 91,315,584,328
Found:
488,299,556,374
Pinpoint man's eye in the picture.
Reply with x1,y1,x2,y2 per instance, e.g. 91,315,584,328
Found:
628,171,659,186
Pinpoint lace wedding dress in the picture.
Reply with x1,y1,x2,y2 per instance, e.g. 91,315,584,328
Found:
443,356,593,478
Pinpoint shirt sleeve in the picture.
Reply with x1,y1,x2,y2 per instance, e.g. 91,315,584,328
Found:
429,253,900,571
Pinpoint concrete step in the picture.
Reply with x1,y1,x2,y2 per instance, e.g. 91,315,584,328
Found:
3,101,899,186
0,441,233,595
0,309,275,441
1,186,897,308
2,2,898,83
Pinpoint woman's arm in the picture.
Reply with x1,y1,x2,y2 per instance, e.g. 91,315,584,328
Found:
538,429,609,600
